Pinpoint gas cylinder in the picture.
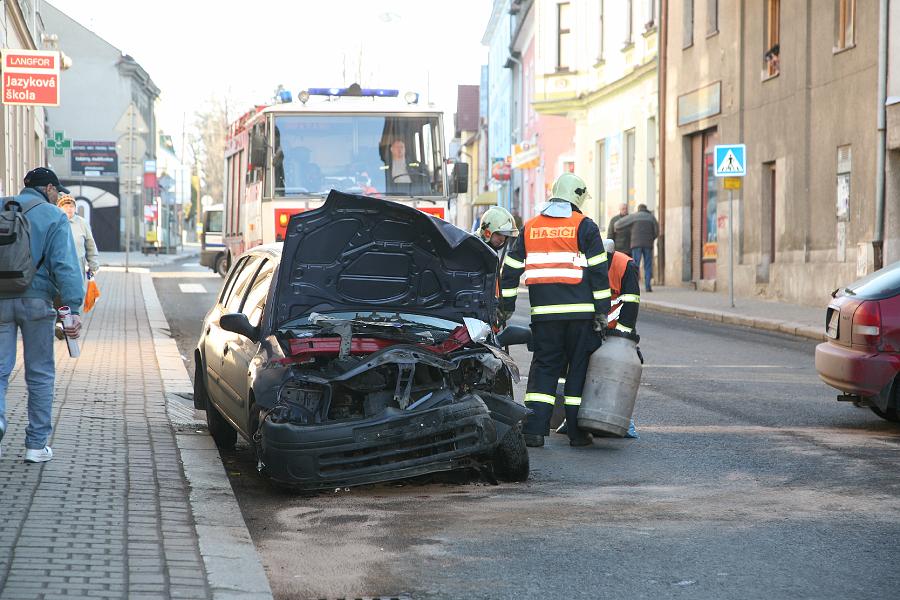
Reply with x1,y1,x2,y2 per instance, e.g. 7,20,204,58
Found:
577,334,642,436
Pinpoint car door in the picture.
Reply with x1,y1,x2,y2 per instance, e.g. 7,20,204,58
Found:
204,255,257,415
219,257,275,432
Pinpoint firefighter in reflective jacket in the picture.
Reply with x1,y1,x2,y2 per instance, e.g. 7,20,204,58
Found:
499,173,611,447
603,238,641,335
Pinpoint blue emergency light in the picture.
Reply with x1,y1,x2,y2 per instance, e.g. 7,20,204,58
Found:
277,90,292,103
306,86,399,98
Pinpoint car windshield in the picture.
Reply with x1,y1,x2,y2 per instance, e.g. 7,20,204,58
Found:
280,311,462,333
843,261,900,300
271,114,444,198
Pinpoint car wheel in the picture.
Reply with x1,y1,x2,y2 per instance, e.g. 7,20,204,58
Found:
869,377,900,423
215,254,228,278
492,423,530,482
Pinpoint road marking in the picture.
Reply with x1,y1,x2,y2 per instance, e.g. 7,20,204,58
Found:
178,283,208,294
180,262,201,267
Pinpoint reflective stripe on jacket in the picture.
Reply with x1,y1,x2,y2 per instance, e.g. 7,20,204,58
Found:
607,250,641,333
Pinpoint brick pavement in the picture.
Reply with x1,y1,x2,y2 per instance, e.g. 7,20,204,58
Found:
0,272,211,599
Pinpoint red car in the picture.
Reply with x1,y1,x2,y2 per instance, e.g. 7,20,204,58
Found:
816,261,900,422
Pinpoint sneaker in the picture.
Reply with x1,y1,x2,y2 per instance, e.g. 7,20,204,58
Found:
24,446,53,463
523,434,545,448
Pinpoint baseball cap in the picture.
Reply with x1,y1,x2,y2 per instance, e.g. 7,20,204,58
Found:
23,167,70,194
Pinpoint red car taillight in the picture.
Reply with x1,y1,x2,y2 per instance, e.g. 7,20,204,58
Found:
851,300,882,349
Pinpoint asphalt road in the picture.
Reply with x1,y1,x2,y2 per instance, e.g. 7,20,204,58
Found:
153,259,900,600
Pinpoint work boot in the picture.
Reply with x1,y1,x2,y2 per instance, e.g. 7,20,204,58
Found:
523,434,545,448
569,431,593,447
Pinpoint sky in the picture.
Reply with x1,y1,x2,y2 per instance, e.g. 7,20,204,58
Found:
47,0,491,155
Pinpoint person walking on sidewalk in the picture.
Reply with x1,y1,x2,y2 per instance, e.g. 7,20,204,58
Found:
606,203,631,256
0,167,84,463
499,173,611,448
615,203,659,292
57,194,100,291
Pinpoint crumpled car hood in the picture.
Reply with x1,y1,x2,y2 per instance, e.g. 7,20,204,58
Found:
273,190,497,326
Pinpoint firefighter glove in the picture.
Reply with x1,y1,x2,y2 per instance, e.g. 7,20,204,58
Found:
497,307,514,326
593,314,608,340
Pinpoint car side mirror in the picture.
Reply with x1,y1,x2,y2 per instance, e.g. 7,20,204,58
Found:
496,324,531,347
220,313,259,342
249,133,267,169
452,162,469,194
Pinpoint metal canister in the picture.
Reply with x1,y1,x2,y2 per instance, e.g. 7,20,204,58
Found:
577,334,642,436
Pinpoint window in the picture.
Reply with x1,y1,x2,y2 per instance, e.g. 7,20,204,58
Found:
225,257,264,313
835,0,856,50
557,2,573,71
836,145,851,222
645,0,657,31
597,1,605,62
683,0,694,48
595,139,606,220
646,117,657,211
219,256,249,305
205,209,223,233
624,129,636,209
764,0,781,77
624,0,634,46
242,260,275,327
707,0,718,35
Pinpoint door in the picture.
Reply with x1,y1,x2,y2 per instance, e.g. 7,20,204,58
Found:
220,257,275,430
204,255,255,415
690,128,718,281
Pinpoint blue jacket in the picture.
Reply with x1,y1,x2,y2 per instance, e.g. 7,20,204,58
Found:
0,187,84,313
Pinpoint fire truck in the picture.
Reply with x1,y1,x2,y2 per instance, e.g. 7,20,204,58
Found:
220,84,468,271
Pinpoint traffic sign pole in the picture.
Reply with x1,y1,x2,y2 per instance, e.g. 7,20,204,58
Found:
714,146,746,309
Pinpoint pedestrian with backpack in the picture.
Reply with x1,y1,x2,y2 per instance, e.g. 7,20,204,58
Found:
0,167,84,463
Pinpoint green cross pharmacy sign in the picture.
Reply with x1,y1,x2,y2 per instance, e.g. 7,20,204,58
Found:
46,131,71,157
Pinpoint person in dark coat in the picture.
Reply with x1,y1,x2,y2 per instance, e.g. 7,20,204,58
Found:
615,203,659,292
606,203,631,256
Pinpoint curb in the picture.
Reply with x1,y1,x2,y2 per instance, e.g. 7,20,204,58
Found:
140,273,274,600
641,299,825,342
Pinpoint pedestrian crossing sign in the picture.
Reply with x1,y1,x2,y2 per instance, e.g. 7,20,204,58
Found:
714,144,746,177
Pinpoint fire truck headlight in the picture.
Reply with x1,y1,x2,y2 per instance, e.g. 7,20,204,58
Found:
298,90,310,104
404,91,419,104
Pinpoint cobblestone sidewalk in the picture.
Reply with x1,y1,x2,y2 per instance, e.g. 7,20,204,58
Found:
0,273,211,600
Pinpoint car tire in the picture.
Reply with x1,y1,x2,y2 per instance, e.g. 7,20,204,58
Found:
215,254,228,278
492,423,530,482
869,377,900,423
200,365,237,450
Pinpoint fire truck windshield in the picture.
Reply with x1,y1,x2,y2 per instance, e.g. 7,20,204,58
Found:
272,114,444,198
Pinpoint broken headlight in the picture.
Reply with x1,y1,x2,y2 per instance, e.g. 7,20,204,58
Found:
270,383,329,425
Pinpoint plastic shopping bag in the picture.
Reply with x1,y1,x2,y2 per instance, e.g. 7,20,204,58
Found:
84,273,100,313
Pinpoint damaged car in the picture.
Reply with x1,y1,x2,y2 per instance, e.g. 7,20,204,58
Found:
193,191,531,489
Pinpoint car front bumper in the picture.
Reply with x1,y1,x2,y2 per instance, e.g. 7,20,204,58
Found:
815,341,899,399
259,394,499,488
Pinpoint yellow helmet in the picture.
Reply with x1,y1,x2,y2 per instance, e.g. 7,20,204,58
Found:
479,206,519,242
551,172,591,209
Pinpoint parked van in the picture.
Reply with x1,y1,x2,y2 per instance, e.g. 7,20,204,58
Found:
199,204,227,276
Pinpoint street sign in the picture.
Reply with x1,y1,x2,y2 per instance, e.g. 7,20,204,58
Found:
714,144,746,177
1,49,60,106
723,177,742,190
46,131,71,157
115,102,149,134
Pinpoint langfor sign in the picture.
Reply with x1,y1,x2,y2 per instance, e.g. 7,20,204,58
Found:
1,49,60,106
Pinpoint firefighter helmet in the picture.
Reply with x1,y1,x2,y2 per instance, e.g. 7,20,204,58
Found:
479,206,519,243
551,172,591,209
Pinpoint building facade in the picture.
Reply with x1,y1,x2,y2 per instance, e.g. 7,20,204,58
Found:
483,0,514,214
533,0,659,232
0,0,47,198
662,0,894,305
42,2,159,251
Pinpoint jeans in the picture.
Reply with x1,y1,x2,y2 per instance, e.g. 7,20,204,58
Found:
0,297,57,449
631,246,653,290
